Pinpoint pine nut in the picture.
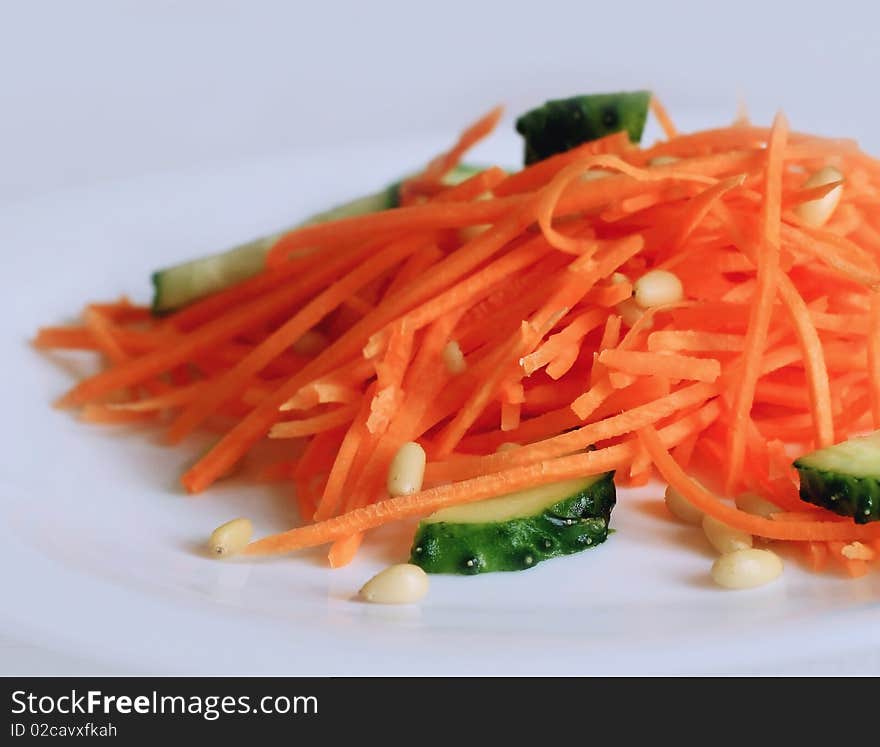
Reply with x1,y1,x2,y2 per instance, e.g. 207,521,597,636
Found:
794,165,844,227
664,484,703,525
208,518,253,557
711,549,783,589
735,492,780,518
442,340,467,375
387,441,426,497
841,542,875,561
611,272,630,285
360,563,429,604
648,155,680,166
633,269,684,309
702,515,753,554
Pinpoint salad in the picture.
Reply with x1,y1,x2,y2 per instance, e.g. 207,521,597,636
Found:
35,91,880,601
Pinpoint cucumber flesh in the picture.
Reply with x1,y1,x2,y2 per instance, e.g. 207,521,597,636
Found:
410,473,616,574
515,91,651,164
151,187,396,314
151,235,274,315
794,431,880,523
151,164,483,314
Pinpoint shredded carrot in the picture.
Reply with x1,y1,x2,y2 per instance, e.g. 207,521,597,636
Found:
400,107,504,202
83,308,130,364
724,112,789,493
80,404,155,425
598,349,721,383
167,236,422,443
494,132,630,196
650,95,678,139
244,444,635,555
669,175,746,253
427,382,717,484
268,404,359,439
108,381,203,412
312,391,375,521
39,100,880,578
775,275,834,447
869,291,880,427
639,425,880,541
648,330,744,353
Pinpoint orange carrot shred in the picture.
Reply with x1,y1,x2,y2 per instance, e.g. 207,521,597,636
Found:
869,291,880,428
725,112,788,493
38,101,880,577
650,95,679,139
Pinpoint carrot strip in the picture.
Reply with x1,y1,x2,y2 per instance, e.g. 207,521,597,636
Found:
521,308,606,375
571,378,615,421
537,156,712,254
88,298,153,324
245,408,723,556
401,234,554,332
33,326,98,351
456,407,581,455
80,404,155,424
639,425,880,541
367,320,414,434
725,112,788,493
494,132,630,196
432,332,526,457
33,322,168,356
265,151,746,268
406,107,503,193
38,99,880,575
313,390,376,521
775,275,834,447
172,239,377,330
669,175,745,253
327,534,363,569
83,308,129,364
83,308,169,398
245,444,635,554
650,95,678,139
268,404,359,439
869,291,880,427
545,344,581,380
108,381,203,412
598,349,722,383
167,237,421,443
584,281,633,308
427,382,716,484
333,312,465,531
647,330,744,353
382,245,444,299
58,246,368,408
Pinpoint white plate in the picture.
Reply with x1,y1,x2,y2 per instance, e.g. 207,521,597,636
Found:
3,128,880,676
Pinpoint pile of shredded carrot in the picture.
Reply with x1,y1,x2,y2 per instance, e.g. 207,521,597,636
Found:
36,98,880,577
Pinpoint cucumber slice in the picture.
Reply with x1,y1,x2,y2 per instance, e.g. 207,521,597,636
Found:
515,91,651,164
151,187,397,314
410,473,615,574
794,431,880,523
151,164,483,314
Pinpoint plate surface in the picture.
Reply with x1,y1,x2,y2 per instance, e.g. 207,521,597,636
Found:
3,129,880,676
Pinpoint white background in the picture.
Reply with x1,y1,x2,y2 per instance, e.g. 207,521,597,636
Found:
3,0,880,204
3,0,880,674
